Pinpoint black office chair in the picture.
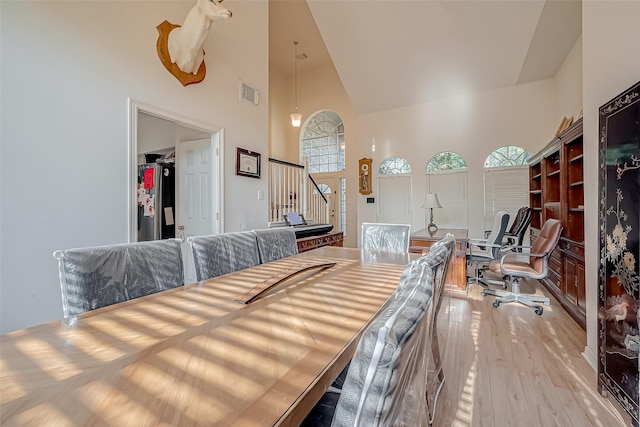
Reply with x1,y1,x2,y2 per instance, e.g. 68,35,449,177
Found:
502,206,533,251
466,211,510,288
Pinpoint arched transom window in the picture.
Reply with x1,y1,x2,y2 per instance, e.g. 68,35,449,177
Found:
484,145,531,167
300,111,345,173
426,152,468,171
378,156,412,175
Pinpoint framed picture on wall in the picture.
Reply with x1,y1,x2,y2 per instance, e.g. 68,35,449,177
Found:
236,148,261,179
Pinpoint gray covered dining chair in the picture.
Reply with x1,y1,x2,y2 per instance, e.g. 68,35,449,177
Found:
361,222,411,253
331,259,435,426
187,231,261,281
254,227,298,263
303,250,440,427
53,238,184,317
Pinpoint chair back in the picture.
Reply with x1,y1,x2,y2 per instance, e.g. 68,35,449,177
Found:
506,207,533,246
485,211,510,258
331,261,435,426
53,238,183,317
529,218,563,274
361,223,411,253
254,227,298,263
187,231,260,281
418,234,455,315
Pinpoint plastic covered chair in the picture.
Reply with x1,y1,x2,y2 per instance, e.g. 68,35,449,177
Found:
330,260,435,426
483,218,563,315
466,211,509,287
53,238,183,317
187,231,260,281
415,235,455,424
254,227,298,263
361,223,411,253
303,237,453,427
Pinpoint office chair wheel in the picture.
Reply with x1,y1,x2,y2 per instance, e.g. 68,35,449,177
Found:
535,307,543,315
492,300,500,308
481,290,487,297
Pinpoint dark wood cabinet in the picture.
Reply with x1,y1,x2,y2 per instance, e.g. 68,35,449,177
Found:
296,231,343,253
528,118,585,329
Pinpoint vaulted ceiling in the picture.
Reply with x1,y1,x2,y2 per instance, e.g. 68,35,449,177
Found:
269,0,581,115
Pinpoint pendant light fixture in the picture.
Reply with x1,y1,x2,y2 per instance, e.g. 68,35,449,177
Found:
290,41,302,128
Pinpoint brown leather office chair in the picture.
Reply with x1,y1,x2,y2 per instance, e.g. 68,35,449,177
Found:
482,218,563,315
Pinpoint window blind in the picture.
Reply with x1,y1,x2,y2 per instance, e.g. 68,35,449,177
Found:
377,175,413,225
427,170,468,229
483,165,529,230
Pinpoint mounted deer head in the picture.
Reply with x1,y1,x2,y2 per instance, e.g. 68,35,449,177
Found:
167,0,232,75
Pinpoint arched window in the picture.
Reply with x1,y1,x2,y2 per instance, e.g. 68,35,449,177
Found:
483,145,531,231
314,183,331,194
426,152,467,171
425,151,468,228
379,156,412,175
300,111,345,173
377,156,412,224
484,145,531,167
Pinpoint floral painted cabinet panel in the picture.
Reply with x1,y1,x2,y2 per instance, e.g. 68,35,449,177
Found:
598,80,640,425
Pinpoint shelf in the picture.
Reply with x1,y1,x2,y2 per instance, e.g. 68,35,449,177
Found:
532,173,542,179
569,154,584,163
530,117,584,330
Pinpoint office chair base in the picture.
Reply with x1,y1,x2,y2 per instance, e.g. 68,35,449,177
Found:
482,281,550,315
467,265,507,289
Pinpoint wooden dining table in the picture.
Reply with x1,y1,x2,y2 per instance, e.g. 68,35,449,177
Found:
0,247,415,426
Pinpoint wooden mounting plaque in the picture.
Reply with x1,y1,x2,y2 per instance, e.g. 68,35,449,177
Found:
156,20,206,87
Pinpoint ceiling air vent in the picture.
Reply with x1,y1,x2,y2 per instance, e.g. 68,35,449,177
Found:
239,80,259,105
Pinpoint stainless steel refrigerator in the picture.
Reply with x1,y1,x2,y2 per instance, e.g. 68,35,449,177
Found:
137,162,176,241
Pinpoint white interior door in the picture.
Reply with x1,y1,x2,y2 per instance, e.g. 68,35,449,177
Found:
177,137,219,284
377,175,412,224
313,176,339,230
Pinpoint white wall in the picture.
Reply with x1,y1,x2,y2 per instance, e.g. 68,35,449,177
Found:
582,1,640,370
0,1,269,333
138,113,177,156
357,79,557,240
555,35,583,121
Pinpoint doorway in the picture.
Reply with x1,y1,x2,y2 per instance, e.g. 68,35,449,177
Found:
313,176,340,232
128,99,224,282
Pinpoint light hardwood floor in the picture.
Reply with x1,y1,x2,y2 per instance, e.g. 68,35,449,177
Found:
433,277,632,427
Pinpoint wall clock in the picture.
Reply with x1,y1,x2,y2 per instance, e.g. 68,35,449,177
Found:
359,158,372,195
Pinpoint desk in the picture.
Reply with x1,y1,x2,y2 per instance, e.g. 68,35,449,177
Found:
0,247,414,426
410,228,468,296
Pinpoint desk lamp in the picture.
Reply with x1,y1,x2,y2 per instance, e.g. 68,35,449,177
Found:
422,193,442,232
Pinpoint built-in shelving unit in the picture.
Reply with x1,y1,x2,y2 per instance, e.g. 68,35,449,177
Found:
528,117,585,328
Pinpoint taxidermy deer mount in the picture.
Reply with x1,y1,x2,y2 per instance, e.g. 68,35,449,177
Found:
156,0,232,86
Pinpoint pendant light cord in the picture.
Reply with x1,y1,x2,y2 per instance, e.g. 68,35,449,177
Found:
294,41,299,111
